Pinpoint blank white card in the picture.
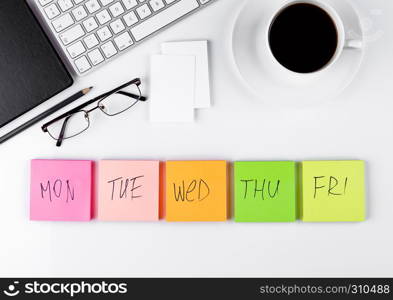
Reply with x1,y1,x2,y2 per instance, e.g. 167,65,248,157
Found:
161,41,211,108
149,55,195,123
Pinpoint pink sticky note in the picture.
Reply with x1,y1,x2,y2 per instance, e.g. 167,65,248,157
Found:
30,160,93,221
98,160,160,221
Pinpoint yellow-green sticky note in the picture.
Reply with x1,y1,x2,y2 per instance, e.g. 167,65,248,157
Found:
234,161,297,222
300,161,365,222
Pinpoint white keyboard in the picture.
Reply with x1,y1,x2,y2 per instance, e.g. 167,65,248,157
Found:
35,0,216,75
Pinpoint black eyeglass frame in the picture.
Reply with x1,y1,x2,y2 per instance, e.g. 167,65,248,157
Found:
42,78,147,147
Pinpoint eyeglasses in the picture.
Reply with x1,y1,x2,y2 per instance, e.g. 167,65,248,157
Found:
42,78,147,147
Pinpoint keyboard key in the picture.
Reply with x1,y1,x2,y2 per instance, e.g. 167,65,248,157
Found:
136,4,152,19
58,0,74,12
74,56,91,73
88,49,105,65
96,9,112,24
100,0,114,5
39,0,53,6
164,0,176,3
199,0,211,3
72,6,88,21
149,0,165,12
109,2,125,18
67,41,86,58
83,17,99,32
114,32,133,50
73,0,85,4
132,0,199,41
123,11,138,26
44,4,60,19
122,0,137,10
59,24,85,45
97,26,112,41
52,13,74,32
101,41,118,58
110,19,125,34
85,0,101,13
84,34,99,48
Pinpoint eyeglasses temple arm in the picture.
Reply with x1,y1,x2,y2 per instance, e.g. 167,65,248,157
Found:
116,91,147,101
56,116,71,147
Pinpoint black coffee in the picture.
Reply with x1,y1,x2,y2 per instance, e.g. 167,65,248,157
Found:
268,3,338,73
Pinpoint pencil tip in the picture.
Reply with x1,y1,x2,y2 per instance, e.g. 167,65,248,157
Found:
82,87,93,94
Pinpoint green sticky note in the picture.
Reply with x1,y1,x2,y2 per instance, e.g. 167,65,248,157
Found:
234,161,297,222
300,161,365,222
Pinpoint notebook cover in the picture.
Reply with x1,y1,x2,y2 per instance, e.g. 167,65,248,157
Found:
0,0,73,128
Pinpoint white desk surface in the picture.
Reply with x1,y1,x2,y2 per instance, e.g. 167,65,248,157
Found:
1,0,393,277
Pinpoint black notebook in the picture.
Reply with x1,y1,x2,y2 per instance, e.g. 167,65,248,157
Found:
0,0,73,128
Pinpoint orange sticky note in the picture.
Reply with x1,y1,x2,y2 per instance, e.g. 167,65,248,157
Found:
97,160,160,221
165,161,228,222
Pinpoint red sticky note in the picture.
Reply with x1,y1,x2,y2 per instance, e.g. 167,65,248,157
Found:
30,160,93,221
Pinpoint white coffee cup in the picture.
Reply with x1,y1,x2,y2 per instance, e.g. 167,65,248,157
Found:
266,0,363,74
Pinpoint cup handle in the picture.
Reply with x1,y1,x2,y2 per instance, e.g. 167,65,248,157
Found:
344,39,363,49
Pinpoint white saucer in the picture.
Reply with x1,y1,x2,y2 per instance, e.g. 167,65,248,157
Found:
232,0,365,106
